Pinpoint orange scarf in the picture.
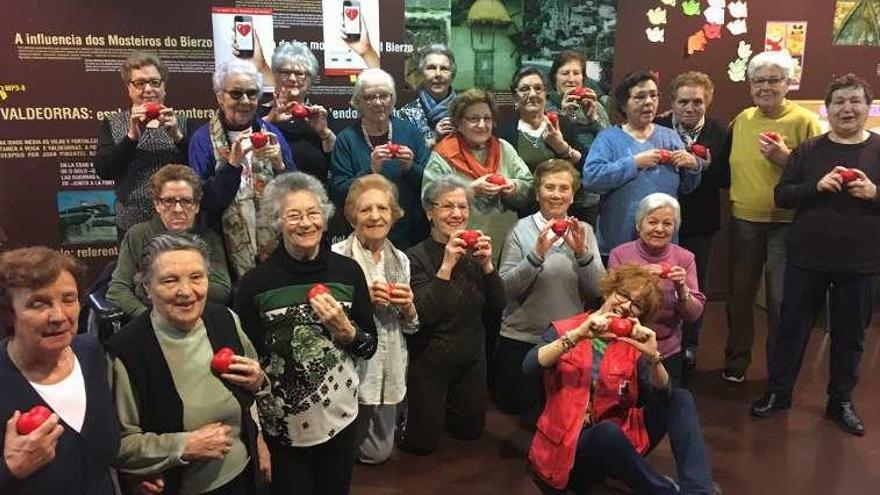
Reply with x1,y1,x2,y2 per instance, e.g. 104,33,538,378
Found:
433,134,501,179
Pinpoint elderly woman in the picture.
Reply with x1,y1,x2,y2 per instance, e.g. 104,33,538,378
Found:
106,164,231,319
654,71,729,375
190,59,297,279
331,175,418,464
546,50,610,226
583,70,702,261
397,44,457,148
331,68,429,249
106,234,266,495
750,74,880,436
234,172,377,494
95,52,188,237
0,247,119,494
400,176,505,455
259,41,336,186
494,159,605,414
608,193,706,388
423,88,534,265
722,51,822,383
526,264,715,494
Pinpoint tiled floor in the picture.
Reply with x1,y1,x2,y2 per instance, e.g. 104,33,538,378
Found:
351,302,880,494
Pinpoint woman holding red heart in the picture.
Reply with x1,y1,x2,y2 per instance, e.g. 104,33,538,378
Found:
524,264,717,494
0,247,119,494
400,175,506,455
608,193,705,388
493,159,605,415
106,234,267,494
424,88,534,265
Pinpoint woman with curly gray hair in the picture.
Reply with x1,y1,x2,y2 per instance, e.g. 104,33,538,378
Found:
234,172,377,494
397,43,458,148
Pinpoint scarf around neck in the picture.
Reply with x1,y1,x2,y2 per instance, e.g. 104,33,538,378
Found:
433,133,501,179
419,88,457,129
671,114,705,147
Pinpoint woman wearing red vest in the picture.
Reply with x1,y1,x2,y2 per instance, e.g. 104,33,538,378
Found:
525,264,716,494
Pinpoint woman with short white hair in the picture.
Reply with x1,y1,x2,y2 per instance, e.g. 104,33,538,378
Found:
396,44,458,148
331,68,430,248
608,192,705,387
722,50,822,383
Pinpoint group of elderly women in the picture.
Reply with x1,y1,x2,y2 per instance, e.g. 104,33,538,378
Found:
6,37,878,495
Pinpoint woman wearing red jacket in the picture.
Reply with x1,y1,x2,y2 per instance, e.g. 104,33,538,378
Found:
524,264,716,494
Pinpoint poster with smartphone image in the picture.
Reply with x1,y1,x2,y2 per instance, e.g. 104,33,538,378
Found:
211,6,276,91
322,0,380,76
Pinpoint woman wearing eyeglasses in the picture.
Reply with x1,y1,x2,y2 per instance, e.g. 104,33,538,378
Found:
331,68,430,249
107,165,231,320
190,59,297,279
95,52,189,238
258,42,335,187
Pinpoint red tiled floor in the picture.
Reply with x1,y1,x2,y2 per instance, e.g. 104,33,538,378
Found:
352,302,880,494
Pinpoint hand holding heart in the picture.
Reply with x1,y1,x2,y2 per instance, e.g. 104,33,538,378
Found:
844,168,878,200
217,353,266,394
309,291,356,343
634,150,662,169
471,232,495,274
4,410,64,479
817,167,847,193
758,131,790,165
472,175,504,198
670,149,698,170
562,218,588,258
437,230,470,279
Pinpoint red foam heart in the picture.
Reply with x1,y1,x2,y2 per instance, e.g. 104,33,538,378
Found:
546,111,558,126
571,86,588,99
291,103,309,120
236,24,251,37
250,132,269,149
840,169,859,183
211,347,235,374
144,102,162,121
308,283,331,300
761,131,781,142
607,317,633,338
458,230,480,250
551,218,569,236
690,143,708,159
486,174,506,186
659,261,672,279
16,405,51,435
658,149,672,163
387,143,401,157
345,8,358,20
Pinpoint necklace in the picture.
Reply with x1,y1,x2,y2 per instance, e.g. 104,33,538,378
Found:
361,119,393,150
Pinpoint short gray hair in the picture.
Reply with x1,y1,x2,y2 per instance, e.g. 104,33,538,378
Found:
135,233,211,289
351,68,397,108
213,59,264,95
421,175,474,212
272,41,319,78
261,172,335,232
747,50,796,81
418,44,456,77
635,193,681,231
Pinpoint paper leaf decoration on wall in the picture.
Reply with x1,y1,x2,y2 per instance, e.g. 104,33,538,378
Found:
646,26,666,42
708,0,726,7
647,7,667,25
688,30,708,54
728,58,747,81
682,0,701,16
705,6,725,25
728,0,748,18
737,40,753,60
703,23,722,39
727,19,747,35
661,0,677,6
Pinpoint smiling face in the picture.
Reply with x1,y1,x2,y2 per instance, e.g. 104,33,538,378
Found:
154,180,199,233
427,188,470,239
537,171,575,219
280,190,325,256
458,102,494,149
145,249,208,330
357,81,394,125
514,73,547,115
624,79,659,127
422,53,453,101
600,288,645,320
554,59,584,95
638,205,676,251
749,65,789,114
353,188,393,246
127,65,166,106
671,85,707,129
217,73,260,128
275,62,311,101
827,86,869,138
10,270,79,355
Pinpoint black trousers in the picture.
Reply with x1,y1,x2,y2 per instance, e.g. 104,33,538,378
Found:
679,233,714,350
768,263,876,402
492,336,542,415
268,421,357,495
402,354,487,454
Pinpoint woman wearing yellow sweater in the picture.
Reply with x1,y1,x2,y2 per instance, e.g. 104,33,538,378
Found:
722,50,821,383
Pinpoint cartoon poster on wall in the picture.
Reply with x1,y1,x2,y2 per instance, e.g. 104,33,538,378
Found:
212,7,277,91
764,21,807,90
322,0,381,76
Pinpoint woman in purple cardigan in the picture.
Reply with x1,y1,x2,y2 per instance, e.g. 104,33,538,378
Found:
608,193,705,387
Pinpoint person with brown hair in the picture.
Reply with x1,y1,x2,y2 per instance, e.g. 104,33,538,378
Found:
0,247,120,494
525,264,715,494
95,51,189,237
106,164,231,319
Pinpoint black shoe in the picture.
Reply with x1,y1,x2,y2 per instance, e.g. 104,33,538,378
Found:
683,348,697,371
750,391,791,417
825,401,865,436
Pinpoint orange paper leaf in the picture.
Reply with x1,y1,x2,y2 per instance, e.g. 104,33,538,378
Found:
687,30,707,54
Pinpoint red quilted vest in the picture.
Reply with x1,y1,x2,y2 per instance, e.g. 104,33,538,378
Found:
528,312,649,490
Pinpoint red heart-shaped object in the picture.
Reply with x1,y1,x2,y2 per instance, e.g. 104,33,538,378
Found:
546,111,558,126
16,405,51,435
458,230,480,250
250,132,269,149
690,143,708,159
291,103,309,120
486,174,507,186
144,102,162,120
571,86,588,99
236,24,252,37
659,261,672,279
607,317,633,338
761,131,781,142
840,169,859,183
658,149,672,163
211,347,235,374
386,282,395,297
345,7,358,20
308,283,331,300
551,218,569,236
387,143,401,157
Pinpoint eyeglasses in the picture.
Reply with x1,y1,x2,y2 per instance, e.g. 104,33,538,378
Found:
224,89,261,100
463,115,493,124
157,197,196,209
613,291,643,317
751,77,786,86
282,211,323,225
631,92,659,103
129,79,163,90
432,202,469,214
361,92,392,104
277,68,310,80
516,85,545,96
